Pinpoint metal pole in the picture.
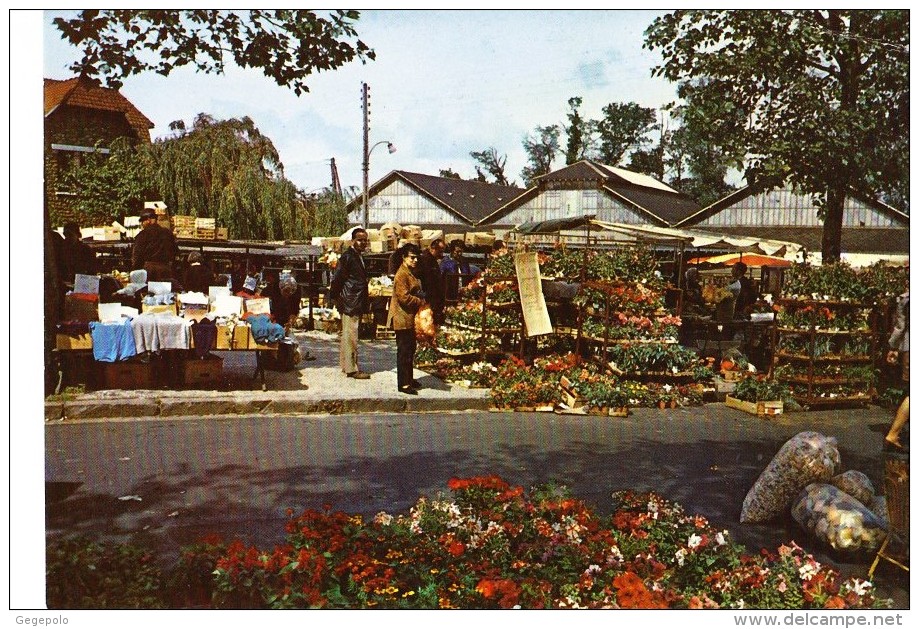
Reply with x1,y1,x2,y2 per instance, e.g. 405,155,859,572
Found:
362,82,370,229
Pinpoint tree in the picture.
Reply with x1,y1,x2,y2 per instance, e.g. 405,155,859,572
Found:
147,114,307,240
645,9,909,262
563,97,595,164
664,103,737,207
521,125,560,186
470,147,512,186
595,102,658,166
52,10,375,95
306,186,357,238
439,168,463,179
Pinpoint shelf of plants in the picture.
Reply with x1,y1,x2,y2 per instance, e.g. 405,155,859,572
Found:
769,261,904,409
494,245,712,413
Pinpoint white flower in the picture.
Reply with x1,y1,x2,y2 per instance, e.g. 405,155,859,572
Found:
715,531,727,546
373,512,393,526
675,548,687,567
798,562,819,581
585,564,601,575
688,533,703,549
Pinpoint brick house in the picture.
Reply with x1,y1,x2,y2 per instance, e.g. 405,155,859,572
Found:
44,75,154,227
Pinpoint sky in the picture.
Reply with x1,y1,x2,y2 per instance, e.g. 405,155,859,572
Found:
39,9,680,195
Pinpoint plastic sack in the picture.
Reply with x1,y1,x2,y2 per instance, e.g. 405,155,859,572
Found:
830,470,875,507
791,483,887,554
740,431,840,523
415,305,436,345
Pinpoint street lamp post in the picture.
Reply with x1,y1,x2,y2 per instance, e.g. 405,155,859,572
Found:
362,140,396,229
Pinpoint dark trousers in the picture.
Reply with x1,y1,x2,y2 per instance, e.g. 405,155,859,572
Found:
395,329,416,389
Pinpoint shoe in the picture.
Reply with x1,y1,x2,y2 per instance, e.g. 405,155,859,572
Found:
883,437,905,452
411,379,423,388
399,386,419,395
347,371,371,380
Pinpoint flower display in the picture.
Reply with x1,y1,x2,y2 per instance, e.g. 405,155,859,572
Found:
51,478,885,609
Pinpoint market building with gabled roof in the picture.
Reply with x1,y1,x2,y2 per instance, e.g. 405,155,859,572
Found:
478,159,702,230
44,75,155,226
345,170,524,231
675,180,910,266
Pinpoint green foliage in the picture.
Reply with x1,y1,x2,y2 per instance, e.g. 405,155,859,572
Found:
46,536,166,609
645,10,909,262
521,124,561,186
52,10,375,95
60,137,155,224
733,377,791,403
470,147,512,186
595,102,658,166
149,114,308,240
563,97,593,164
306,186,355,238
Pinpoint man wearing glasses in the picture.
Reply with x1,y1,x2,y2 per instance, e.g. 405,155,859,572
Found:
330,228,371,379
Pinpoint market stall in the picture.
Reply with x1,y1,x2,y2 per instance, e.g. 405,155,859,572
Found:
53,279,282,393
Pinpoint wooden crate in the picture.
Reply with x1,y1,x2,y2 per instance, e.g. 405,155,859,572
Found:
182,354,224,388
725,395,783,417
376,324,396,340
195,227,216,240
100,360,154,389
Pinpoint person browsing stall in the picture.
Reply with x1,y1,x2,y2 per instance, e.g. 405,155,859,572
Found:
418,238,446,326
388,244,426,395
132,209,178,281
440,239,474,305
330,228,371,379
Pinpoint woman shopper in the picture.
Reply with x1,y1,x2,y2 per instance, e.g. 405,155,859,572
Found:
388,243,426,395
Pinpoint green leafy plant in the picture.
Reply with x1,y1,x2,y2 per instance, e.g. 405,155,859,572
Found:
732,376,791,403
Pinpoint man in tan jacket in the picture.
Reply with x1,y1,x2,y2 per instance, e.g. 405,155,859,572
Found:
388,244,425,395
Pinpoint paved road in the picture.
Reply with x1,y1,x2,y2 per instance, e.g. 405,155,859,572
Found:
45,404,908,607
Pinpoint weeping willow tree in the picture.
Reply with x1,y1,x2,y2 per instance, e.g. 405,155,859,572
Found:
305,185,358,237
148,114,307,241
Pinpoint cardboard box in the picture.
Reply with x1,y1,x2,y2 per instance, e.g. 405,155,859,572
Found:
215,227,229,241
465,232,496,247
182,354,224,387
92,226,121,241
725,395,783,417
101,360,154,389
141,303,177,315
64,295,99,322
365,228,382,241
421,229,444,248
216,323,251,349
401,224,422,240
56,333,93,350
445,233,465,246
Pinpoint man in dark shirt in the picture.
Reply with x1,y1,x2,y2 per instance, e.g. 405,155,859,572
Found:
417,238,446,325
59,222,98,285
730,262,757,317
132,210,177,281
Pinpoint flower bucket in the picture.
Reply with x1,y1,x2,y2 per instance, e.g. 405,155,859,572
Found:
608,407,629,417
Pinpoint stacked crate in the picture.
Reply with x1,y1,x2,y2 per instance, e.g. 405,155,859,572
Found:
195,217,216,240
172,215,196,239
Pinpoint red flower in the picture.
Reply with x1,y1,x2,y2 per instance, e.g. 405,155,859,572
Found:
448,541,465,557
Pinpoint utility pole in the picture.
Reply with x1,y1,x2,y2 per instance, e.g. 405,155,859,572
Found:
361,82,370,229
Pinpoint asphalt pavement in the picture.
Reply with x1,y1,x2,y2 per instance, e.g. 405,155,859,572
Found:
43,331,909,607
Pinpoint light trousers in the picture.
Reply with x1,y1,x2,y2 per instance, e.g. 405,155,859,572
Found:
340,313,361,374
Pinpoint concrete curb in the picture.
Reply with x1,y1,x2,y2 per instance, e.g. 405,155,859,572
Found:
49,391,492,421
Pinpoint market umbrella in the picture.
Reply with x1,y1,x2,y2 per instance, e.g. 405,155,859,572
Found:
687,252,792,268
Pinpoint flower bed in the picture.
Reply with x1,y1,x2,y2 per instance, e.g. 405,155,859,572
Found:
47,478,890,609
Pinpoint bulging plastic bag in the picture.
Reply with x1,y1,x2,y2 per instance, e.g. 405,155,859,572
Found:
415,305,436,345
791,483,887,553
830,470,875,507
740,431,840,523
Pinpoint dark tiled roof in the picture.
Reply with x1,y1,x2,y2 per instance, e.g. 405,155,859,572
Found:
347,171,525,224
44,76,154,140
484,159,701,227
692,226,910,255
